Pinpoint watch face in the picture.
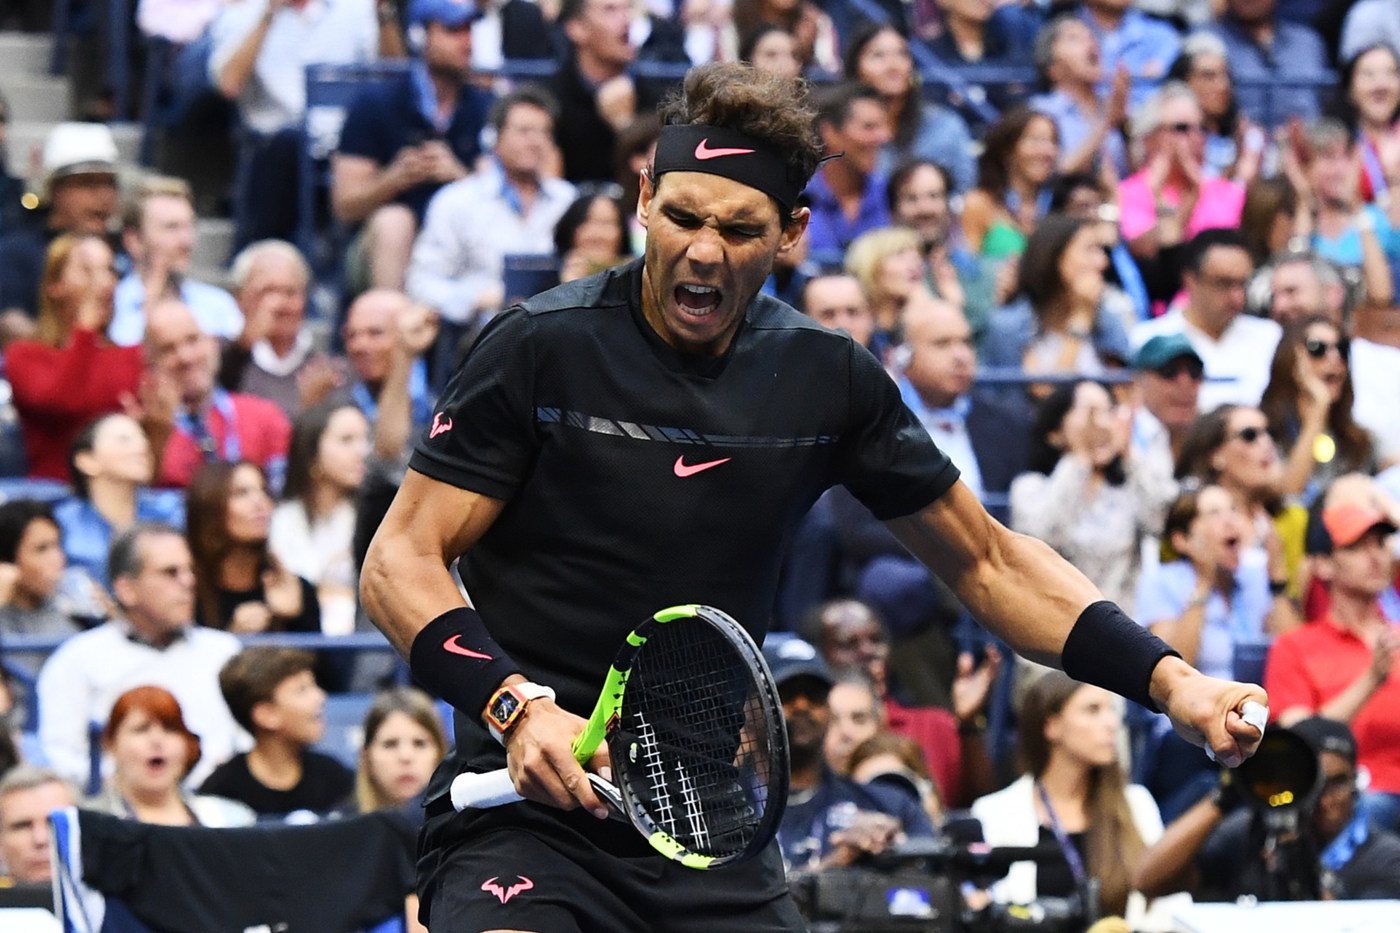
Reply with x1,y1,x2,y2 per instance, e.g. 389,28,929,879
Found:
491,691,522,725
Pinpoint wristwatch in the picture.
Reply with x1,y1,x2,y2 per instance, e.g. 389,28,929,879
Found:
485,682,556,745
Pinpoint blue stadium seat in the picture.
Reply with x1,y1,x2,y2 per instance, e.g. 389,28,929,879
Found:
296,60,413,296
315,691,377,769
0,479,72,504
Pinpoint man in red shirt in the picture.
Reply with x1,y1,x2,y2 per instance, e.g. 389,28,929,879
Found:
1266,501,1400,830
140,298,291,490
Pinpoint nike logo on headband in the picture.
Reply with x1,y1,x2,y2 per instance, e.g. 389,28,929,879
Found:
674,456,731,477
694,139,754,160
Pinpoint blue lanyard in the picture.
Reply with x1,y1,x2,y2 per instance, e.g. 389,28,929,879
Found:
352,359,429,424
1006,186,1052,222
1360,138,1388,202
1320,809,1370,872
176,388,240,463
1036,780,1087,887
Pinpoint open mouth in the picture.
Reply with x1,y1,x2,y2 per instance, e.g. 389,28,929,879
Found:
146,755,167,771
674,284,722,316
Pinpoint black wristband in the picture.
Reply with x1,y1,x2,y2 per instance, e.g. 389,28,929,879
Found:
409,607,521,721
1060,600,1180,713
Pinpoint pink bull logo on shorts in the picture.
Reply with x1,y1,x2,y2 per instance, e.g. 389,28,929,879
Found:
481,875,534,903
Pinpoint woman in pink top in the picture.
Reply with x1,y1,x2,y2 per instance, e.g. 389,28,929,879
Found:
1119,83,1246,313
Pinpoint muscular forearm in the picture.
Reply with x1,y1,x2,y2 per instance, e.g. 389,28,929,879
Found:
361,531,468,657
360,474,505,657
887,491,1102,667
1132,794,1221,897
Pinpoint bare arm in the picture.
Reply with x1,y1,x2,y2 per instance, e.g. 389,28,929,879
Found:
886,482,1268,765
216,3,278,100
359,469,611,815
331,151,422,224
1357,220,1395,310
1132,793,1222,898
885,482,1111,667
360,469,503,654
1150,596,1209,667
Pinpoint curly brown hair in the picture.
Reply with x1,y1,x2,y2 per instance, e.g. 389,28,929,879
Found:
654,62,824,226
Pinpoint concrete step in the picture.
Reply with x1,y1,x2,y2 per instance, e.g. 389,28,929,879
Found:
4,74,69,124
109,121,142,166
0,32,53,81
191,216,235,277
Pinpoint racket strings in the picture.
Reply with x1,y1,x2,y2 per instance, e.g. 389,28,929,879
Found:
615,621,777,857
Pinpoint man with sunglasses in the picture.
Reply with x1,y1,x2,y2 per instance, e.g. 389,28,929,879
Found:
1130,228,1281,411
1132,333,1203,476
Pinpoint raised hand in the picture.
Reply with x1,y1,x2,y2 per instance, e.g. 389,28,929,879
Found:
952,645,1001,726
262,560,304,620
397,302,440,356
229,601,273,634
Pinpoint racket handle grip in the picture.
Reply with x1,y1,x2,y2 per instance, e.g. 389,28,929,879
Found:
450,768,523,810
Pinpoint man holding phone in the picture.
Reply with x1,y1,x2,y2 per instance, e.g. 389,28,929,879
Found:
333,0,494,293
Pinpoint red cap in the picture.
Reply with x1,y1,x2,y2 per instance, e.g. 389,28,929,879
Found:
1322,503,1398,550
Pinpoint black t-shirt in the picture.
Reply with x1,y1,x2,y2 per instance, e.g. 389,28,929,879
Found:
199,751,353,817
409,258,958,800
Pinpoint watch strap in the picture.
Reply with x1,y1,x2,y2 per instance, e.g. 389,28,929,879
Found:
486,682,556,745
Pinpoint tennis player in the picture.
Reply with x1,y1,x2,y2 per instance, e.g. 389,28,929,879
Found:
361,62,1267,933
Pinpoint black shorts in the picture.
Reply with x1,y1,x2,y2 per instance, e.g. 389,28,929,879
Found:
417,800,807,933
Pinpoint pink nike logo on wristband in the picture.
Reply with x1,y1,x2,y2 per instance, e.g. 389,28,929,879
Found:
443,635,492,659
694,139,754,160
673,456,731,477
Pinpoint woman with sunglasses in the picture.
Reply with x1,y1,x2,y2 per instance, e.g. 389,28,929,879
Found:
1261,316,1376,504
1119,84,1246,312
1175,405,1309,599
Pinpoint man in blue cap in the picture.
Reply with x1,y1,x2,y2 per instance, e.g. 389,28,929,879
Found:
1131,332,1204,476
334,0,495,293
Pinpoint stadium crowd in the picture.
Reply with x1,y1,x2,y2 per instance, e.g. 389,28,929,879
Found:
3,0,1400,928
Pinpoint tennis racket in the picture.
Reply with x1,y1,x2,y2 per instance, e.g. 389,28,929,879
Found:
450,604,789,869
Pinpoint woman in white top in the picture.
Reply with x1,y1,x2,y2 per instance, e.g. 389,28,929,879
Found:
970,672,1162,922
269,400,370,637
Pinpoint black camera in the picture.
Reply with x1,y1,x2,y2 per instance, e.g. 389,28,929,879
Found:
1225,727,1327,902
790,834,1097,933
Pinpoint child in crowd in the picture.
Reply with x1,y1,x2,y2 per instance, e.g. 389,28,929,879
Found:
199,646,352,817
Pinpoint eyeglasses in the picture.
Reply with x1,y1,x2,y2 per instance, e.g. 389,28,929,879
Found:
1155,358,1205,381
1165,122,1205,135
1304,336,1350,360
1232,426,1269,444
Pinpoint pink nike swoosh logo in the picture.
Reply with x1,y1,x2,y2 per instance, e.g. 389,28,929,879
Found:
443,635,492,660
674,455,731,477
694,139,754,160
